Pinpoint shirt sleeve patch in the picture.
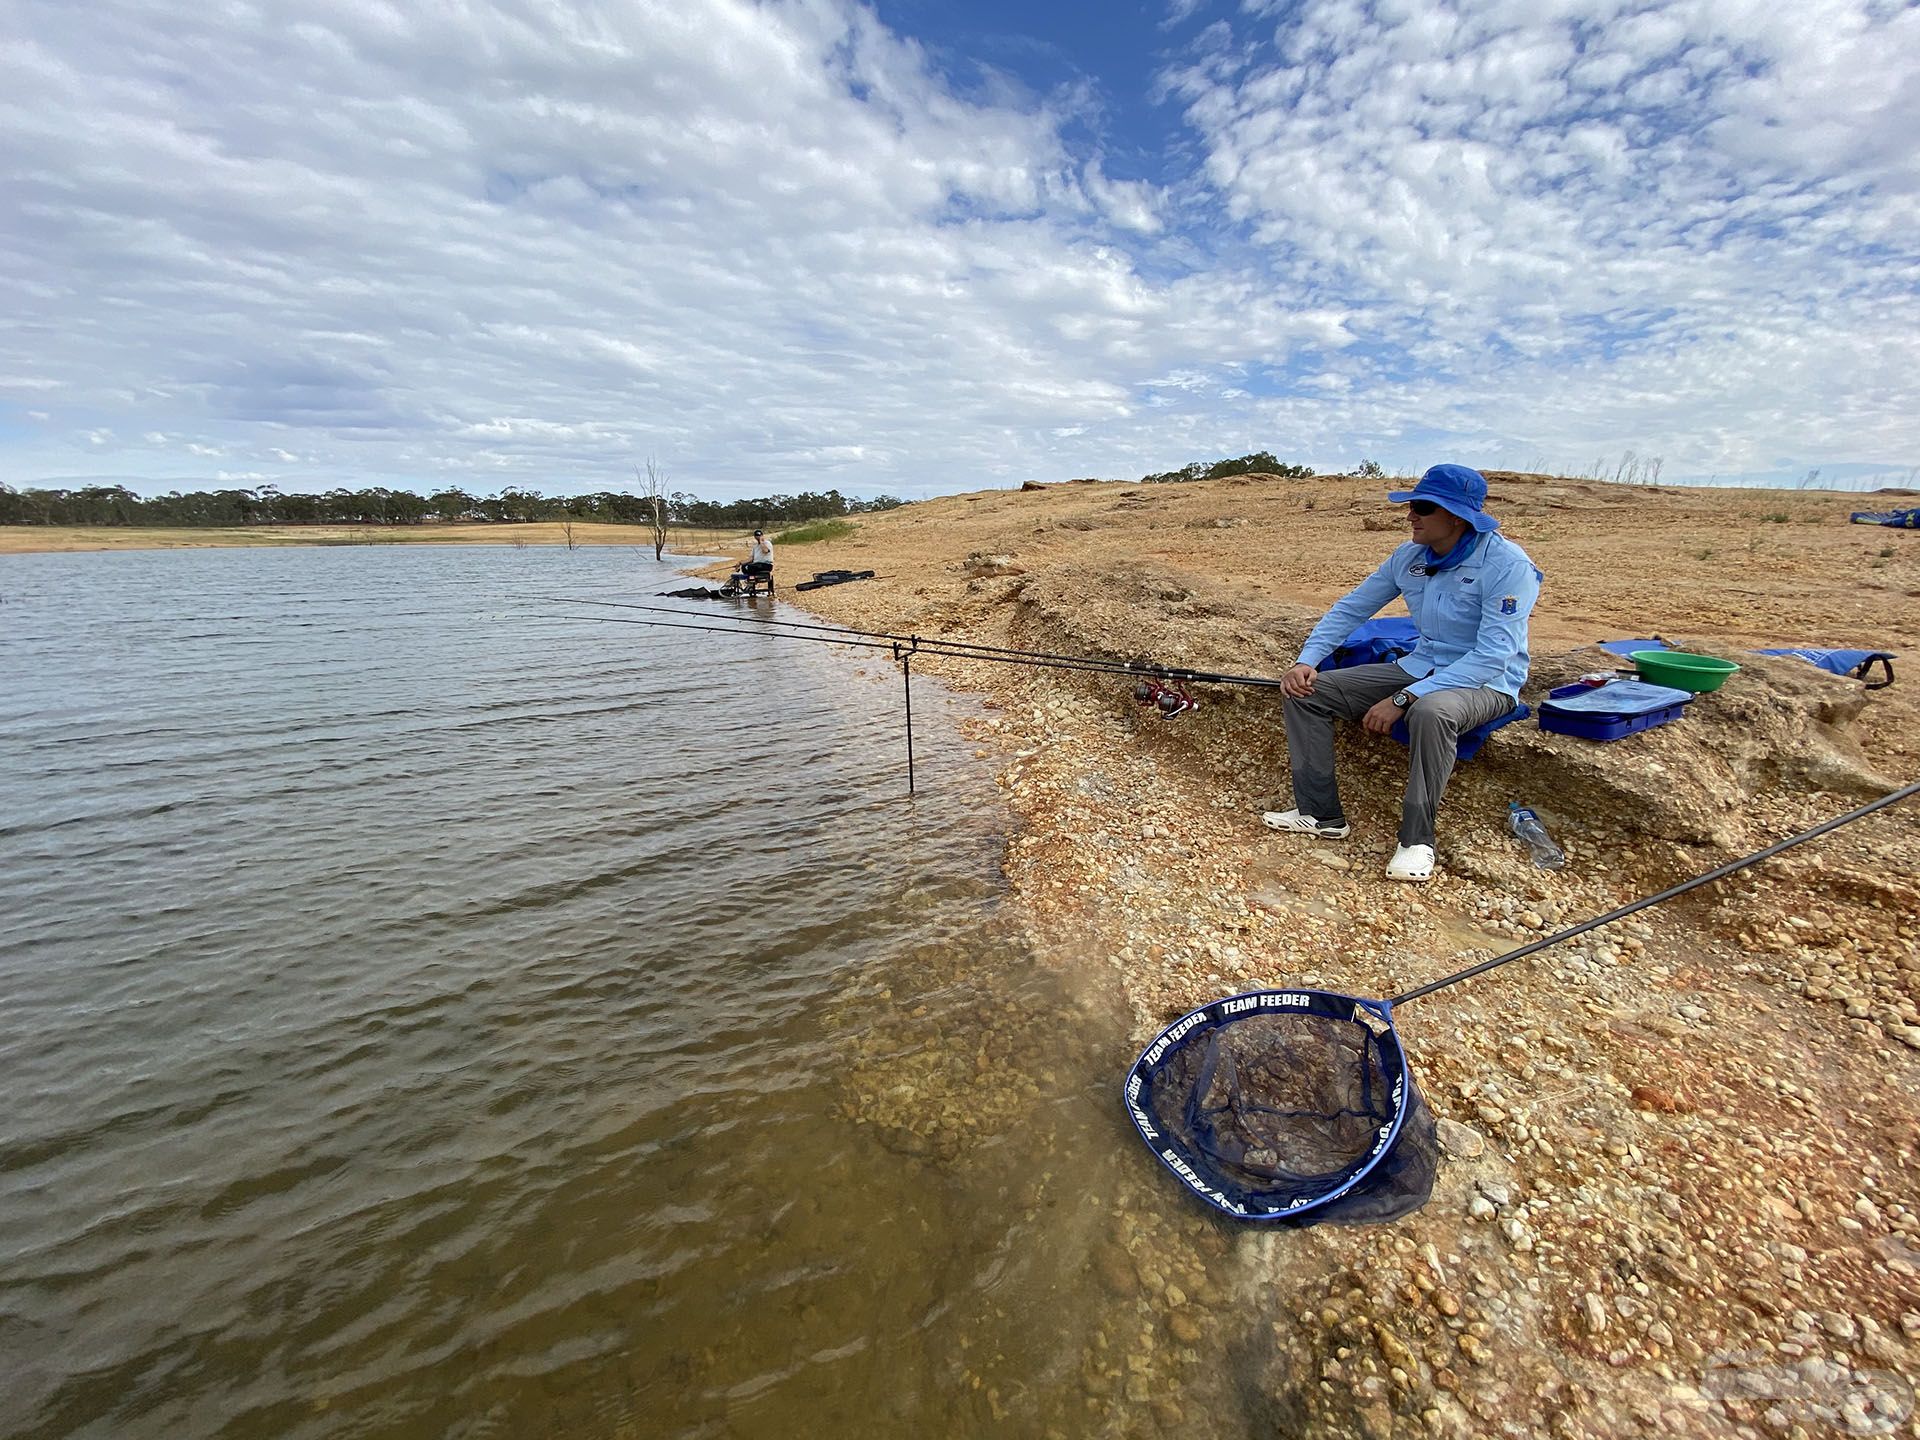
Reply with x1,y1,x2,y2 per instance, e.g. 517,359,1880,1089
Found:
1501,595,1518,615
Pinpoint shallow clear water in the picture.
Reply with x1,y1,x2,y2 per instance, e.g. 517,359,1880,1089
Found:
0,545,1132,1439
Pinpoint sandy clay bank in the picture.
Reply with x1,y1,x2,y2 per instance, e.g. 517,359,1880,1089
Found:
721,471,1920,1439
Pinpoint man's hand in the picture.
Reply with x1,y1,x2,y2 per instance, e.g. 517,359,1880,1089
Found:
1362,695,1402,734
1281,663,1318,698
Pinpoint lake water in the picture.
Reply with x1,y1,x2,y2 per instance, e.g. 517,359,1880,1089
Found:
0,544,1143,1439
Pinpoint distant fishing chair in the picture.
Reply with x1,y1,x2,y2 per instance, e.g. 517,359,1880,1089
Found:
723,561,774,599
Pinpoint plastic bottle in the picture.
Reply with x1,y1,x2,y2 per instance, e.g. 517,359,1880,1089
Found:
1508,802,1566,870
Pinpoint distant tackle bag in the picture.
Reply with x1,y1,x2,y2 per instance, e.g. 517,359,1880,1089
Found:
1755,648,1896,689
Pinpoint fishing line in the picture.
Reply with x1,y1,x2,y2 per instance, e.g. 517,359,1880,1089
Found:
545,596,1293,689
552,598,1280,796
550,609,1018,796
550,608,1264,685
552,609,899,654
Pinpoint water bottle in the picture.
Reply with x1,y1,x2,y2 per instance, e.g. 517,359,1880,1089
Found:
1508,802,1566,870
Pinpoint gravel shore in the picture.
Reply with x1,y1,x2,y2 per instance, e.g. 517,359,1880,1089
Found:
740,471,1920,1438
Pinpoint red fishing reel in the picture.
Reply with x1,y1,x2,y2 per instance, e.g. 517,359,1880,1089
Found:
1132,678,1198,719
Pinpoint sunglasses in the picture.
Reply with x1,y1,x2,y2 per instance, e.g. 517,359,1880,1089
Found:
1408,500,1439,516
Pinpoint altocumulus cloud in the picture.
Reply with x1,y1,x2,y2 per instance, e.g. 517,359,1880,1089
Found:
1164,0,1920,484
0,0,1916,499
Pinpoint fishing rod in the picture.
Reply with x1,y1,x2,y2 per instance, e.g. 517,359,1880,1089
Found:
555,608,935,791
557,604,1263,729
1391,777,1920,1005
546,596,1293,690
554,599,1251,793
1125,778,1920,1224
556,607,1233,686
550,594,1277,681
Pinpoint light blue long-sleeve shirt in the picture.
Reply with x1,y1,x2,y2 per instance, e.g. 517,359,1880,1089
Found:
1297,532,1542,699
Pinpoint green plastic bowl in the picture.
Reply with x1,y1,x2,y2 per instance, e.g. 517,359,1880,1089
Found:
1630,648,1741,693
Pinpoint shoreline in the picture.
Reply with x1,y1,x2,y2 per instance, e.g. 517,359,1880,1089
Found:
776,472,1920,1436
10,477,1918,1432
0,522,731,554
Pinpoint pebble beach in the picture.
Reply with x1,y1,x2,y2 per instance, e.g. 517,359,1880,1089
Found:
764,470,1920,1439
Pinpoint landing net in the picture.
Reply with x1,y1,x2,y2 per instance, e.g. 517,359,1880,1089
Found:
1125,990,1437,1225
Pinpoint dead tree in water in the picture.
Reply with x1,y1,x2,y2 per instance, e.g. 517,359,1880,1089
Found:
641,458,669,560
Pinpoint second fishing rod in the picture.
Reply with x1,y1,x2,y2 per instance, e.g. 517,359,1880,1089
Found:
557,599,1270,794
549,595,1293,690
556,607,1251,690
555,606,988,795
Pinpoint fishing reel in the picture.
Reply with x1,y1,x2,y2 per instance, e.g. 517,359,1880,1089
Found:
1132,678,1198,720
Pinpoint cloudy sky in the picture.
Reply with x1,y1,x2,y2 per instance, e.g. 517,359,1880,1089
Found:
4,0,1918,501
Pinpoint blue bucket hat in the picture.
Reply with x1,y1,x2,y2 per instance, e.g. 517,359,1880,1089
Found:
1387,464,1499,533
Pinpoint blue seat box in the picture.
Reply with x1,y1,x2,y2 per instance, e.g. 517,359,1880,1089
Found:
1390,701,1532,760
1539,679,1692,742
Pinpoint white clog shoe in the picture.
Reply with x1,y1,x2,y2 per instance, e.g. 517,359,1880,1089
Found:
1386,843,1436,882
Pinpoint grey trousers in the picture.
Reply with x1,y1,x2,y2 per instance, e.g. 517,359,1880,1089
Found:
1283,663,1516,848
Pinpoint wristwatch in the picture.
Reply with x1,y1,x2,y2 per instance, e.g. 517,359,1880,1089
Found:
1391,689,1416,710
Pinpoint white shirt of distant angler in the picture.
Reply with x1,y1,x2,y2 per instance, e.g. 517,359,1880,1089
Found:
749,532,773,566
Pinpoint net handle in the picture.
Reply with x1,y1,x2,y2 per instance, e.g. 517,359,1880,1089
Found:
1389,779,1919,1008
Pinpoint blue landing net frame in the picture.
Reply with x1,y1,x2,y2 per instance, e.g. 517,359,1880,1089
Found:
1124,989,1437,1225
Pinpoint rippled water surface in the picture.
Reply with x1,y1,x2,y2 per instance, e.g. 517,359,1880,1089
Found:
0,545,1132,1439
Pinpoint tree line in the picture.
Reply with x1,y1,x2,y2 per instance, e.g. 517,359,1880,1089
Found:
0,482,905,529
1139,452,1316,483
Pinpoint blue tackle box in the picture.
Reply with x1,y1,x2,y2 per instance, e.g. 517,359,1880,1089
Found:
1538,679,1694,742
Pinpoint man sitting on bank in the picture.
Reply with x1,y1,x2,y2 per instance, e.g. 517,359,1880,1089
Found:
745,528,774,579
1265,464,1540,883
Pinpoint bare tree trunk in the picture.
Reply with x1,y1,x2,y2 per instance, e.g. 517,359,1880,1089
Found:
561,519,578,551
642,458,669,560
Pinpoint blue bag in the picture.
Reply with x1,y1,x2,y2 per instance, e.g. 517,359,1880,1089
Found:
1754,648,1896,688
1325,617,1419,670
